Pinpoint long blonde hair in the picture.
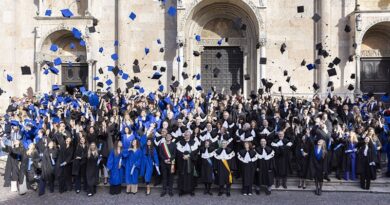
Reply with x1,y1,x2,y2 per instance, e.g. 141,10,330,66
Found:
348,131,358,144
88,143,98,158
26,143,36,156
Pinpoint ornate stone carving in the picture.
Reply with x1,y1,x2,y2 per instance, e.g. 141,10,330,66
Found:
258,37,267,47
356,16,390,44
356,14,362,31
361,49,390,57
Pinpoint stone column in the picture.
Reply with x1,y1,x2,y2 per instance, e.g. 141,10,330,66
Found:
177,36,184,85
38,0,44,17
257,38,267,90
354,46,362,95
318,0,331,95
88,60,94,91
35,61,43,93
242,47,248,97
86,0,93,16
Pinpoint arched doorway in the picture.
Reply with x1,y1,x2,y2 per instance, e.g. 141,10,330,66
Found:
179,0,264,96
40,29,89,91
360,22,390,94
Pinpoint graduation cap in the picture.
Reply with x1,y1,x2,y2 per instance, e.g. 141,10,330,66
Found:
195,35,201,42
122,73,129,80
129,12,136,20
216,52,222,59
72,27,82,39
195,73,201,80
297,6,304,13
286,76,291,83
350,74,356,79
217,39,223,46
348,55,354,62
79,40,86,47
112,66,120,76
265,82,274,90
151,72,163,79
50,44,58,52
171,81,180,88
195,85,203,91
312,13,321,22
193,51,200,56
278,86,282,92
61,9,73,18
145,48,150,55
328,63,334,68
45,9,52,16
345,25,351,33
159,48,164,53
316,43,323,50
313,83,320,91
168,6,177,16
240,24,247,31
213,68,220,77
171,76,176,81
106,79,113,86
160,67,166,72
185,85,192,92
290,85,297,92
158,85,164,92
244,74,250,80
133,64,140,73
182,72,189,80
321,50,329,58
283,70,288,76
327,81,334,87
327,68,337,77
301,59,307,66
49,67,59,75
114,40,119,46
88,26,96,33
70,43,75,49
21,66,31,75
98,67,103,74
333,57,341,65
126,81,134,89
157,39,161,44
133,59,139,65
111,53,118,61
153,65,158,71
306,63,315,70
0,87,4,96
53,57,62,66
260,58,267,64
256,42,261,49
280,43,287,54
183,62,188,68
97,82,104,88
52,85,60,91
347,84,354,91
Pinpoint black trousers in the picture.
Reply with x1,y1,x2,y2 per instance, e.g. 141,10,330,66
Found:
74,173,87,191
360,176,371,189
59,166,73,193
88,185,96,195
219,184,231,193
110,185,122,195
38,174,55,195
161,164,173,193
242,185,252,194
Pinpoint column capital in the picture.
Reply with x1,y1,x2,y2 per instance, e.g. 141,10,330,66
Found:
259,38,267,47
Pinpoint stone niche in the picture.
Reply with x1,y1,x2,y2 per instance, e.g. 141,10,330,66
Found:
361,21,390,57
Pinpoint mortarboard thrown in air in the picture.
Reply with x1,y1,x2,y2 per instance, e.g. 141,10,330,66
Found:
333,57,341,65
111,53,118,61
167,6,177,16
114,40,119,46
158,85,164,92
216,52,222,59
160,67,166,72
290,85,297,92
151,72,162,79
244,74,250,80
213,68,220,77
306,63,315,70
301,59,307,66
327,81,334,87
53,57,62,66
316,43,323,50
313,83,320,91
133,64,141,73
327,68,337,77
280,43,287,54
312,13,321,22
145,48,150,55
349,55,354,62
183,62,188,68
260,58,267,64
193,51,200,56
61,9,74,18
122,73,129,80
195,35,201,42
49,67,59,74
52,85,60,91
347,84,354,91
283,70,288,76
195,73,201,80
328,63,334,68
126,81,134,89
50,44,58,52
93,76,99,81
21,66,31,75
217,39,223,46
350,74,356,79
286,76,291,83
72,27,82,39
129,12,137,20
185,85,192,92
297,6,304,13
182,72,189,80
70,43,75,49
345,25,351,33
160,48,164,53
99,47,104,53
105,79,113,86
97,82,104,88
112,66,120,76
98,67,103,74
6,74,13,82
196,85,203,91
157,39,161,44
88,26,96,33
45,9,52,17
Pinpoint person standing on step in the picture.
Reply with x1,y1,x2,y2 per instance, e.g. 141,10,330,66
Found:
158,134,176,197
271,131,292,189
255,138,275,195
56,136,73,193
214,140,236,197
343,131,358,181
237,141,257,196
356,136,377,190
310,139,328,196
199,139,216,195
123,139,142,194
86,142,100,197
141,138,160,195
107,140,124,195
38,140,58,196
295,128,312,189
72,134,88,193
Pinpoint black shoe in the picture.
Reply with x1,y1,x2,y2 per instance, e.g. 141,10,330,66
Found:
204,190,208,195
226,192,231,197
265,189,271,195
315,189,319,196
318,189,322,195
190,192,195,196
76,190,80,194
283,185,287,189
169,192,174,197
160,192,166,197
255,190,260,195
325,177,331,182
208,191,213,196
218,192,223,196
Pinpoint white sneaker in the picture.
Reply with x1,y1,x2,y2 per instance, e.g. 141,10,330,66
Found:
248,193,252,196
243,193,247,196
88,193,93,197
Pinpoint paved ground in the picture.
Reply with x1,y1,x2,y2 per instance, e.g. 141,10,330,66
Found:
0,177,389,205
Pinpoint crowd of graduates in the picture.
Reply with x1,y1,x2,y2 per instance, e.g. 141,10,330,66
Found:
0,87,389,197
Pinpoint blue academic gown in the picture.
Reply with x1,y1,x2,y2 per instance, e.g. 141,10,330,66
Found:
123,148,142,185
121,134,138,151
140,147,159,183
107,150,124,186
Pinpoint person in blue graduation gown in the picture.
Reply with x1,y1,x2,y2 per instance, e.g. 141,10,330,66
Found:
107,141,124,195
141,138,160,195
121,127,138,151
123,139,142,194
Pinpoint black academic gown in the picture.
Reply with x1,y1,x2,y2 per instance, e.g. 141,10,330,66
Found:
254,146,275,187
199,146,216,184
309,147,328,181
72,144,87,176
214,148,236,186
176,139,199,193
356,144,376,180
55,145,73,180
295,137,313,179
40,148,58,181
2,145,26,184
237,149,257,187
86,154,99,187
271,138,292,178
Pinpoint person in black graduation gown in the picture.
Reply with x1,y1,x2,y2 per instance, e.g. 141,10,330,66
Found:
176,130,199,196
72,133,88,193
56,136,74,193
86,142,100,197
237,141,257,195
271,131,292,189
331,124,346,180
38,141,58,196
214,140,236,197
356,136,376,190
25,143,40,190
295,128,312,189
1,139,26,193
158,134,176,197
310,139,328,196
98,121,110,185
199,139,216,195
254,138,275,195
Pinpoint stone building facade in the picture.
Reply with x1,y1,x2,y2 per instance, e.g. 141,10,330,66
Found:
0,0,390,111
